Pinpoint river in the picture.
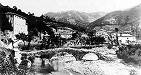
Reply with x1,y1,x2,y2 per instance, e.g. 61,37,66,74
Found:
18,53,76,75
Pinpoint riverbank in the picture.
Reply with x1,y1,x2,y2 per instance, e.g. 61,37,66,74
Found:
13,46,141,75
46,47,141,75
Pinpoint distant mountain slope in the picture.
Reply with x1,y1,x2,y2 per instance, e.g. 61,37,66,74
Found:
89,4,141,39
44,10,106,29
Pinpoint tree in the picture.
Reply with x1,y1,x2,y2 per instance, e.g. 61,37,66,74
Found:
115,28,119,45
1,14,13,31
15,33,28,41
93,36,106,45
13,6,17,10
15,33,28,49
87,32,94,45
71,32,79,40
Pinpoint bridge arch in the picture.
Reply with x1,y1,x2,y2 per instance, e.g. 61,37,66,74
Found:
38,49,92,61
20,48,112,66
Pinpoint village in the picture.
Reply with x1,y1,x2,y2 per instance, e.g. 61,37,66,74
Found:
0,2,141,75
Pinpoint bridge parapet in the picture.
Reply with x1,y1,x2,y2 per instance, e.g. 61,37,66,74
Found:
19,48,113,61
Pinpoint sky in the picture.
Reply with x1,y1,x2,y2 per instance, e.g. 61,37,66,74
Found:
0,0,141,16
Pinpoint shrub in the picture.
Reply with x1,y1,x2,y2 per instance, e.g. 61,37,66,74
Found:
86,36,106,45
116,44,141,64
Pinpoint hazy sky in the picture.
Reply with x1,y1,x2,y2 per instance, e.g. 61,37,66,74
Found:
1,0,141,16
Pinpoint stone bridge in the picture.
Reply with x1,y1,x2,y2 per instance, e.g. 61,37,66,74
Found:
21,48,111,61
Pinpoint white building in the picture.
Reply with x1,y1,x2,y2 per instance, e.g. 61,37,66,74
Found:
54,27,75,39
118,33,136,44
96,29,109,41
13,14,28,35
7,12,28,34
5,12,28,39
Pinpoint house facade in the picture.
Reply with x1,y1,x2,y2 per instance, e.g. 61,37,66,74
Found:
12,13,28,35
95,28,137,45
0,12,28,39
54,27,76,39
118,33,136,44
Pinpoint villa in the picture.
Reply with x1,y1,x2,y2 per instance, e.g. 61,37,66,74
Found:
0,5,28,40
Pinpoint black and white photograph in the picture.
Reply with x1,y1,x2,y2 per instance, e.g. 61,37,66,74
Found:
0,0,141,75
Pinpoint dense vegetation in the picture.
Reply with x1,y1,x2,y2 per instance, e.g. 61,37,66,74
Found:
116,44,141,65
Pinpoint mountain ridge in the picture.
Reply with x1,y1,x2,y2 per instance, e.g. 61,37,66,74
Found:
88,4,141,39
44,10,106,29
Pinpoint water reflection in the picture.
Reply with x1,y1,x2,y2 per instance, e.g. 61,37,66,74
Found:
26,53,76,75
28,58,53,75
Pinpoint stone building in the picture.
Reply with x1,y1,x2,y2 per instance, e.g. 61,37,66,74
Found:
118,33,136,44
0,5,28,40
5,12,28,39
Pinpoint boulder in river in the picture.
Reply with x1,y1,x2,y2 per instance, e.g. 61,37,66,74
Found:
82,53,98,61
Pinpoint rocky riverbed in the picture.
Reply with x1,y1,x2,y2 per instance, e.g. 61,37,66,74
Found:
2,46,141,75
48,54,140,75
31,47,141,75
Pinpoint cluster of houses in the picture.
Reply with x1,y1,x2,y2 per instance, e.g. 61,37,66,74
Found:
53,27,76,39
95,29,136,45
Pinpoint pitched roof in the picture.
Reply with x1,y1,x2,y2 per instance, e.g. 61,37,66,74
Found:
0,3,3,7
